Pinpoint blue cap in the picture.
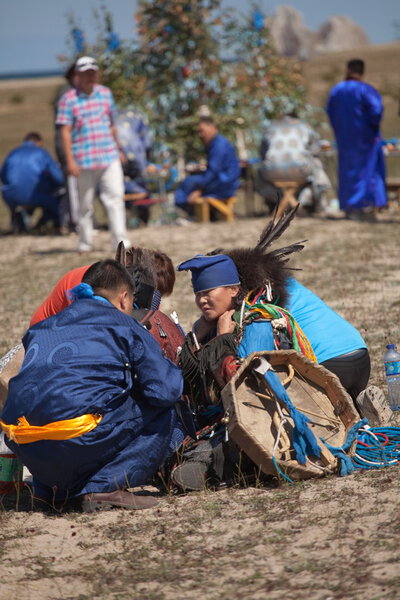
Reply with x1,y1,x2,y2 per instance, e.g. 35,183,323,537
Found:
177,254,240,293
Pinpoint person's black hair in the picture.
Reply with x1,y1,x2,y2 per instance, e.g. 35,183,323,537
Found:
198,116,216,126
82,260,134,296
347,59,365,76
24,132,42,143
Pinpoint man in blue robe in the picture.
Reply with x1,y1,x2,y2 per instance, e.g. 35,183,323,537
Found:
0,260,184,511
175,116,241,217
326,59,387,219
1,132,64,233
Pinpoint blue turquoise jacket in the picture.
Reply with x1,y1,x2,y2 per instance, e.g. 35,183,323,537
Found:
1,299,184,497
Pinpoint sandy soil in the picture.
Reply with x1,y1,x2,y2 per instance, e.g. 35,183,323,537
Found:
0,208,400,599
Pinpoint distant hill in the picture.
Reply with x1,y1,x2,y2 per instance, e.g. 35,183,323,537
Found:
268,5,369,59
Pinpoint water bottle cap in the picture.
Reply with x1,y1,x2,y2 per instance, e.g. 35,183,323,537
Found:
387,344,395,349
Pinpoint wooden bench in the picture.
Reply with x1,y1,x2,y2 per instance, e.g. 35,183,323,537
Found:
272,180,305,219
193,196,237,223
386,177,400,209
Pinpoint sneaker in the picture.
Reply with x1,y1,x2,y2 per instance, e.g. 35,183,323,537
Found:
355,385,393,426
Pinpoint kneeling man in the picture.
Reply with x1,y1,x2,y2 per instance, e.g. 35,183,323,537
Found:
0,260,184,510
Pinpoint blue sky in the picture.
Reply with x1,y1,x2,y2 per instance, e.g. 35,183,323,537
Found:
0,0,399,75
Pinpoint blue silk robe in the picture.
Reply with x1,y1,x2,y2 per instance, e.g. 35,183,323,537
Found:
175,133,240,206
326,79,386,211
1,299,184,498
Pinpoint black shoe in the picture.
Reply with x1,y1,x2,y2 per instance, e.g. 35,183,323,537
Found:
170,461,208,491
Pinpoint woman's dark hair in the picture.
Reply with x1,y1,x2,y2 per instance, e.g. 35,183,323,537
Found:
82,260,134,296
152,250,175,296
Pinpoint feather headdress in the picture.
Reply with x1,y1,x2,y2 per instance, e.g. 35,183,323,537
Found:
211,204,305,307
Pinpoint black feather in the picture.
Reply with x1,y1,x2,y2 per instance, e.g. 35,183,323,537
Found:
256,204,299,251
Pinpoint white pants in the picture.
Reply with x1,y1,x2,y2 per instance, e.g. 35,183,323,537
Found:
67,175,80,226
76,159,130,252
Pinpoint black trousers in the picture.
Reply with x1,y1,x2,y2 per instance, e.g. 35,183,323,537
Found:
321,348,371,401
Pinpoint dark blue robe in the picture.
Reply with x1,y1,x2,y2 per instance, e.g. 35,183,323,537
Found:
1,299,184,498
175,133,240,206
326,79,387,211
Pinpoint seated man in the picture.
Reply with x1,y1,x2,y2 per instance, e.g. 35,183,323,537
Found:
175,116,241,218
0,260,184,510
0,132,64,233
255,112,331,213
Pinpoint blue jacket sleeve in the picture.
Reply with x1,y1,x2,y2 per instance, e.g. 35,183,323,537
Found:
129,323,183,408
196,137,225,188
237,321,275,359
362,86,383,131
44,151,64,187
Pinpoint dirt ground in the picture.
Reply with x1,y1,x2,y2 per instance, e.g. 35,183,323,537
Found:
1,209,400,600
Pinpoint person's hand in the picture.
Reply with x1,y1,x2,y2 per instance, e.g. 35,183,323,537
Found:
217,310,236,335
188,190,202,204
119,150,127,165
66,159,80,177
146,164,158,174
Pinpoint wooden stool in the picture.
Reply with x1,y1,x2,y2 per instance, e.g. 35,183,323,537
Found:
193,196,237,222
386,177,400,210
272,180,305,219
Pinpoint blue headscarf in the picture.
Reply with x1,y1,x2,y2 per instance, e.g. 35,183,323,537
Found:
177,254,240,293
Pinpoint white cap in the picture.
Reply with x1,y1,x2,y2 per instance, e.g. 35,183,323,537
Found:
75,56,98,72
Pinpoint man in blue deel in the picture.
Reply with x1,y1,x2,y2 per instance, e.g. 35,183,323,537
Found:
0,260,184,511
175,116,241,218
326,59,387,221
0,132,64,233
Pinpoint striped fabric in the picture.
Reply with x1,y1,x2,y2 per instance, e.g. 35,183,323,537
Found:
56,84,119,169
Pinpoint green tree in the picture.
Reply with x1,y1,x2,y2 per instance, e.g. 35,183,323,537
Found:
63,2,309,160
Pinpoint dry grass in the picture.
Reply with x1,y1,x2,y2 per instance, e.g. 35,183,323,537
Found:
1,209,400,599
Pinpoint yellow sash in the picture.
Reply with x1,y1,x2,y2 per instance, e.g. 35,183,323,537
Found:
0,413,103,445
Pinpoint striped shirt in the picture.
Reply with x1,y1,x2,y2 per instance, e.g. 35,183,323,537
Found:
56,84,119,169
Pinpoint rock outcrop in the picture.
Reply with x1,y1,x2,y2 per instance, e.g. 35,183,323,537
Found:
268,6,369,59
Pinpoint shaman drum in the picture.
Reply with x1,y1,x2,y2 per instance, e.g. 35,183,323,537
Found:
221,350,359,480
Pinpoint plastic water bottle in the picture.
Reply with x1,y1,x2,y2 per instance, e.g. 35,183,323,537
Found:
383,344,400,411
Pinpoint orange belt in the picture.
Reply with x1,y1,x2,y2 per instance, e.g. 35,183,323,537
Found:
0,413,103,445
